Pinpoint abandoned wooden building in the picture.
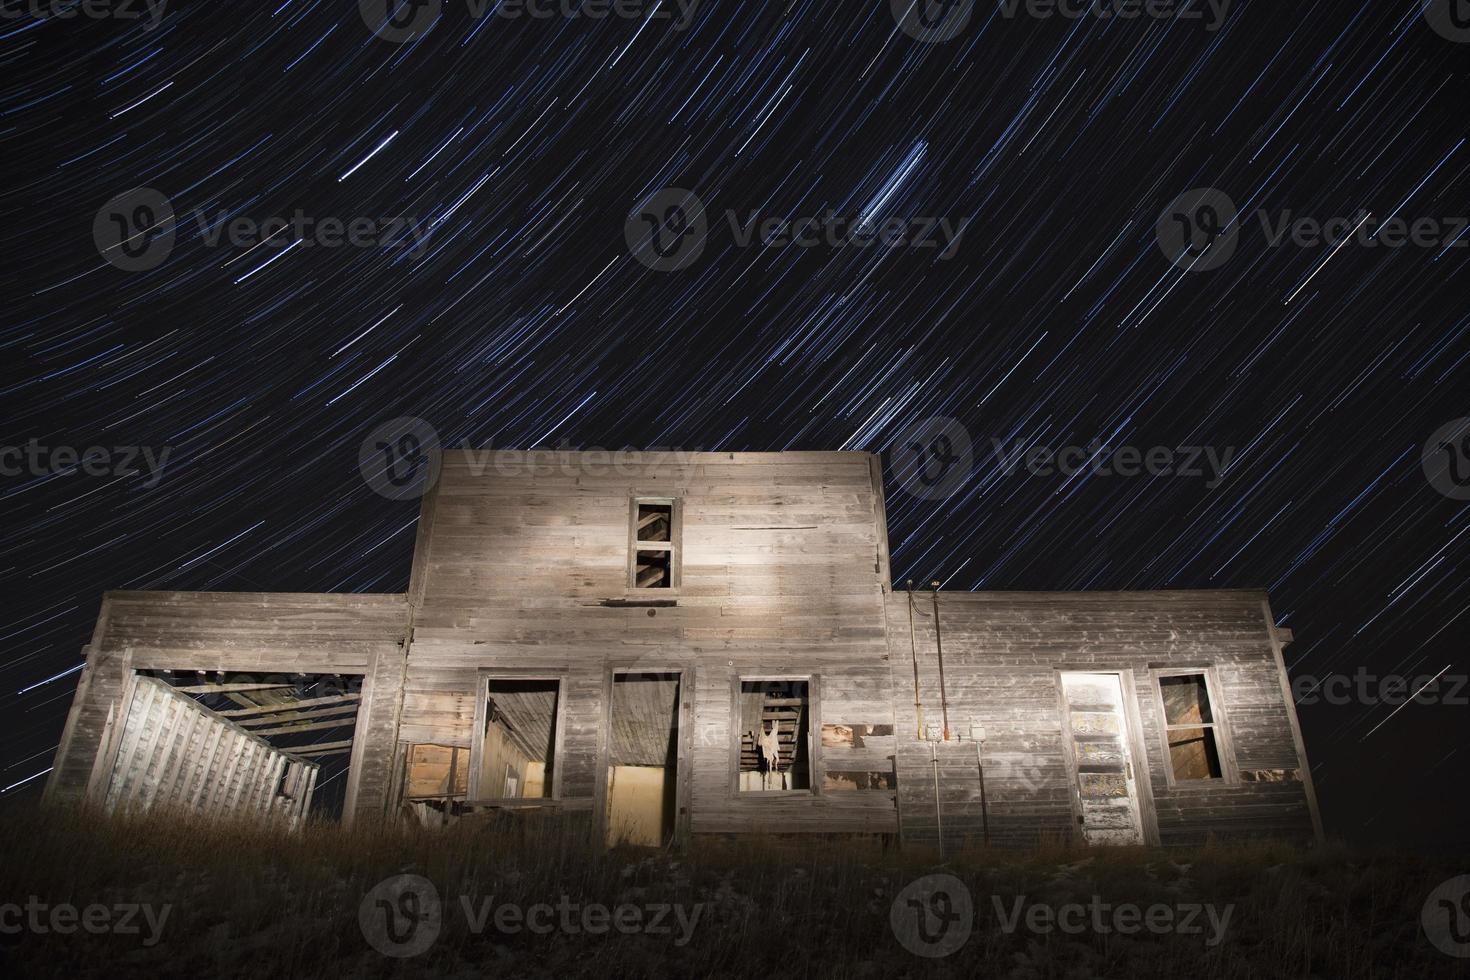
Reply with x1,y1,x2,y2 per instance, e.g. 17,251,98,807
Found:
43,450,1323,849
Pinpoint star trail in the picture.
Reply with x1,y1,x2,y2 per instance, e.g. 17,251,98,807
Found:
1,0,1468,844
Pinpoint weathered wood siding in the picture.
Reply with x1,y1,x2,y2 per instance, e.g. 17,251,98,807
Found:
886,590,1319,849
45,591,409,824
99,676,319,824
401,451,899,835
44,452,1325,848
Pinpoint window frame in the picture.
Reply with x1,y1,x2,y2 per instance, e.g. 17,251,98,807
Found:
627,497,682,592
728,674,821,798
1151,666,1239,788
467,670,568,805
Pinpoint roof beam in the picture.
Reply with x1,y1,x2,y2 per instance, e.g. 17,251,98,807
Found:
237,703,362,728
220,693,361,718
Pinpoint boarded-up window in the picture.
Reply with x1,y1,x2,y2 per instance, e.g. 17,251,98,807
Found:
630,498,678,589
477,679,560,800
1158,673,1224,781
737,680,811,792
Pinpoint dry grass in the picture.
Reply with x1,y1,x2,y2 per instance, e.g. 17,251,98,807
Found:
0,802,1465,979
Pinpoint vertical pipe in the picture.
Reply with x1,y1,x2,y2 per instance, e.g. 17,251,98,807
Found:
975,738,990,847
930,738,944,860
906,581,925,739
930,582,951,740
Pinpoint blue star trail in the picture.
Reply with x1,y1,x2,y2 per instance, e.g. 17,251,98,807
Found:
0,0,1467,844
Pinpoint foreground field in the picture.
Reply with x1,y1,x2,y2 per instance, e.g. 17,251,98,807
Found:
0,806,1466,978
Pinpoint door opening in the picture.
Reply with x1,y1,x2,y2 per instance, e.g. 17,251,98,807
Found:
1058,672,1145,846
606,672,681,847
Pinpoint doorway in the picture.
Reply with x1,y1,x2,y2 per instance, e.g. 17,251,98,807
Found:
1058,672,1146,846
606,671,682,847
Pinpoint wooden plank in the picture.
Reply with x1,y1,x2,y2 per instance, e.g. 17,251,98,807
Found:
173,683,299,695
291,739,356,756
237,703,362,728
219,693,361,718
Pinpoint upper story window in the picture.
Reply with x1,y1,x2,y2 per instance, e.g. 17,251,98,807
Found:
629,498,679,589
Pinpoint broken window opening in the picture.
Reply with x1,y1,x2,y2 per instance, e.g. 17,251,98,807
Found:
630,498,678,589
1158,672,1225,781
738,679,812,792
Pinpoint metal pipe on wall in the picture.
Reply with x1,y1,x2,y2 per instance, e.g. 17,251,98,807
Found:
930,581,951,740
905,581,926,739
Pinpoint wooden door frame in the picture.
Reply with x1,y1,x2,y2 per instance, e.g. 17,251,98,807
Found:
1148,665,1241,788
727,673,822,798
467,668,570,805
1054,668,1160,846
597,665,693,848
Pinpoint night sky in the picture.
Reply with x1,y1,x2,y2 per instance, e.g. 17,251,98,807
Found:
3,0,1468,848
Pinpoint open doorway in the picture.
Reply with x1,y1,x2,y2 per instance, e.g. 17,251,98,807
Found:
606,672,682,847
1058,671,1147,845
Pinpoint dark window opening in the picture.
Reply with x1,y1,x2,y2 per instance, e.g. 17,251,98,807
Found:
1159,673,1223,781
635,549,672,589
631,499,677,589
738,680,811,792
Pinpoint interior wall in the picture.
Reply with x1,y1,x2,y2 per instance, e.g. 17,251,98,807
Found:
478,717,539,798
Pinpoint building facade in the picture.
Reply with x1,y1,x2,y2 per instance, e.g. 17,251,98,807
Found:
44,451,1322,848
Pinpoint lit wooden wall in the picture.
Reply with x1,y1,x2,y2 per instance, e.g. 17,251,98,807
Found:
45,591,409,825
399,451,900,836
94,675,318,823
886,590,1320,849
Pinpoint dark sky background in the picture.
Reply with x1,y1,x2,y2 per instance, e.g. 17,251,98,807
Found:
2,0,1467,847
